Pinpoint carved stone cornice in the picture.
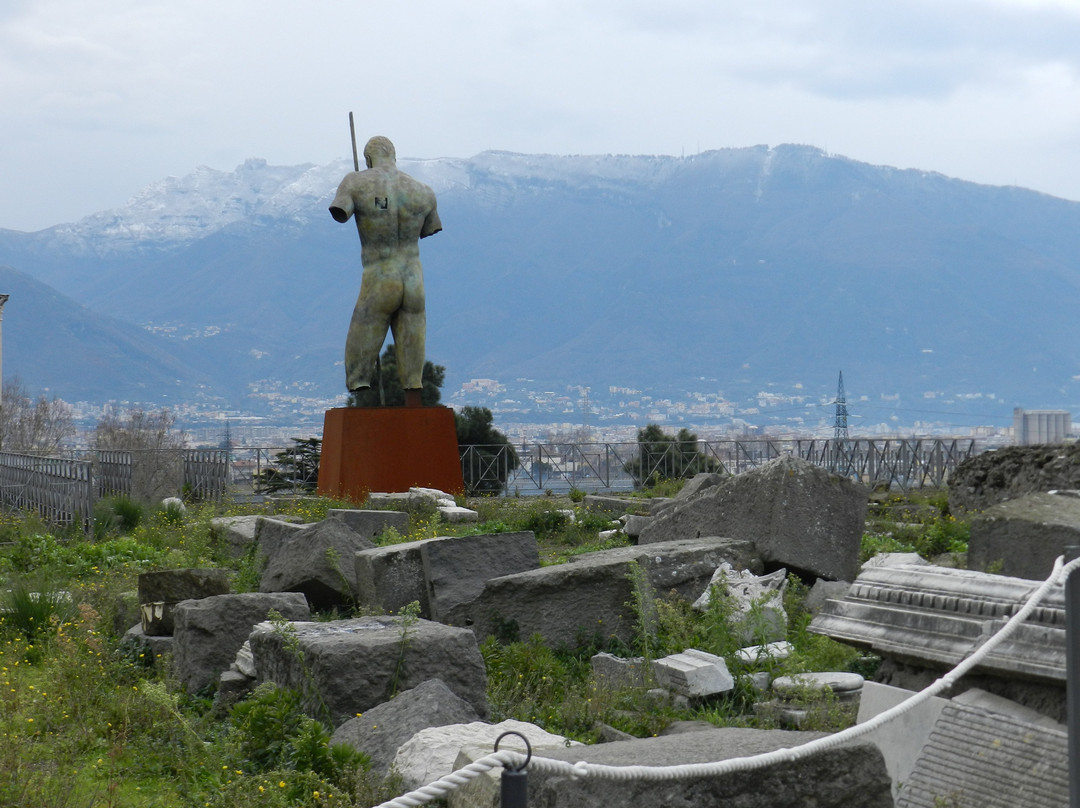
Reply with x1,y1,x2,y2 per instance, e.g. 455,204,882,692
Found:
809,565,1065,683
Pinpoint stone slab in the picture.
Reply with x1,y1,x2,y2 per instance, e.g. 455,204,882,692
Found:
354,538,430,616
137,568,230,635
896,699,1067,807
259,517,375,609
516,728,893,808
809,563,1067,684
968,491,1080,579
172,592,310,694
855,682,948,803
397,719,578,795
330,679,480,777
638,454,867,581
652,649,734,698
464,537,760,648
421,531,539,622
327,508,410,540
249,615,488,726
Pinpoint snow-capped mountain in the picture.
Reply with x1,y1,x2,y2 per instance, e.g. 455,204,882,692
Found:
1,145,1078,425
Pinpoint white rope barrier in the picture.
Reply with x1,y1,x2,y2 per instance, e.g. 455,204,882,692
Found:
374,554,1080,807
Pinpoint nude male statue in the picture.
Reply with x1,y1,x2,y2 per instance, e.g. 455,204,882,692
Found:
329,136,442,405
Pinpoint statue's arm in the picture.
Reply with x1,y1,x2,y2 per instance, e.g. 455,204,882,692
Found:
328,174,358,223
420,201,443,239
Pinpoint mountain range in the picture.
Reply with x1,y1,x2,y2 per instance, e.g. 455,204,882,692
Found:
1,145,1078,431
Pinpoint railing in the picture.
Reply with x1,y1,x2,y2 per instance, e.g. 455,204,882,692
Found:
183,449,230,502
462,437,979,496
0,452,95,532
0,449,231,530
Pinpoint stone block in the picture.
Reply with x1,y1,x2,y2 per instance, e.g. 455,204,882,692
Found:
652,649,734,698
622,513,652,539
692,564,788,644
804,579,852,615
120,623,174,666
856,682,948,803
515,728,893,808
574,536,762,600
421,531,539,623
392,719,578,797
968,491,1080,579
897,699,1066,808
862,552,929,570
330,679,480,776
464,537,759,648
438,505,478,523
255,516,313,560
260,517,375,609
735,641,793,665
354,539,430,616
590,652,649,689
327,508,409,540
172,592,310,694
137,568,230,635
949,443,1080,513
581,494,642,517
210,515,262,557
249,615,488,726
772,671,864,703
639,454,868,581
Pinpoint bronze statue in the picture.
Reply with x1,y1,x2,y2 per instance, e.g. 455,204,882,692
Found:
329,135,442,405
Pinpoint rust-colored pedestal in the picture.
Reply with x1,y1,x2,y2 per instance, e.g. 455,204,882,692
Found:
317,406,464,502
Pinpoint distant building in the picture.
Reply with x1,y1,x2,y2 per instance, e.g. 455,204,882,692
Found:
1013,408,1071,445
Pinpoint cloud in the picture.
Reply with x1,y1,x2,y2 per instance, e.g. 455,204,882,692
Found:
1,0,1079,231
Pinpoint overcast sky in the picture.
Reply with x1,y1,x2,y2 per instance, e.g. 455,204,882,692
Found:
2,0,1079,232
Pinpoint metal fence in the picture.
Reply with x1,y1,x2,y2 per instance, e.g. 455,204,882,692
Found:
0,438,976,527
0,452,95,531
0,449,231,530
466,437,979,496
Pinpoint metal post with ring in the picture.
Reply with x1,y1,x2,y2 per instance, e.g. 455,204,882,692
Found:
494,730,532,808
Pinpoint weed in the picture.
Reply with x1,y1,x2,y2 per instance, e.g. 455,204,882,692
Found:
1,578,74,642
390,600,421,697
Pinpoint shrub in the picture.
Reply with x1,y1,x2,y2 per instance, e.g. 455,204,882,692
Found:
0,578,74,642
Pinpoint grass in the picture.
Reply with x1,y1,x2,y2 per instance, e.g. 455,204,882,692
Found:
0,483,967,806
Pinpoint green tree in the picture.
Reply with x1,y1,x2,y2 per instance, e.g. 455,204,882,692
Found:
625,424,721,487
256,437,322,494
346,345,445,407
456,406,519,495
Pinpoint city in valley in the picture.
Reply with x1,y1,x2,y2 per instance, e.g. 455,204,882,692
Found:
60,375,1019,452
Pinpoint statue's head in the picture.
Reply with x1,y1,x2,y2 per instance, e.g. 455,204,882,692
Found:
364,136,397,168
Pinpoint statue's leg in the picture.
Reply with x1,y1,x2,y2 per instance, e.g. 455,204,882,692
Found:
345,287,393,391
393,266,427,390
391,307,426,390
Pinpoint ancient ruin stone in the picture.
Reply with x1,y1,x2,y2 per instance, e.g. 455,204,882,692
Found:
462,537,759,648
968,490,1080,579
949,443,1080,513
330,679,480,776
249,615,488,726
171,592,310,694
259,517,376,609
137,568,230,635
896,699,1066,808
638,454,867,581
512,728,893,808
